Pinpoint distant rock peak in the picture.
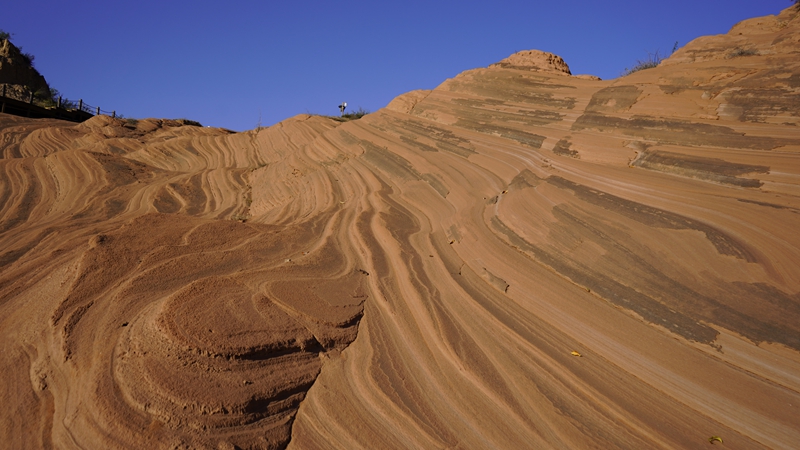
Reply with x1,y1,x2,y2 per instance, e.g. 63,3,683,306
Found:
489,49,572,75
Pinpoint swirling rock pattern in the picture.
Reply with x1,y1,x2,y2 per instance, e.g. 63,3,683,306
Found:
2,7,800,449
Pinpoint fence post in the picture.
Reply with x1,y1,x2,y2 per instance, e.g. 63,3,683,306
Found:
96,106,100,115
1,84,5,97
78,99,83,112
29,91,34,104
58,97,62,108
112,111,116,118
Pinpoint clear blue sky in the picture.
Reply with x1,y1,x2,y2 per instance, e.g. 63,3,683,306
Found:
2,1,792,131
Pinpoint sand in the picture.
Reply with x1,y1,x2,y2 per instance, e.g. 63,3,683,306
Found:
2,7,799,449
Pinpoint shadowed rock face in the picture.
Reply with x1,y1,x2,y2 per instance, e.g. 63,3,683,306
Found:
0,38,50,97
2,7,800,450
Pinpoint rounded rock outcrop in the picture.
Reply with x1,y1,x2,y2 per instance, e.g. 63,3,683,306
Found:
489,49,572,75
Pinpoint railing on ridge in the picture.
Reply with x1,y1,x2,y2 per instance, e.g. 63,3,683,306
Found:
0,83,116,122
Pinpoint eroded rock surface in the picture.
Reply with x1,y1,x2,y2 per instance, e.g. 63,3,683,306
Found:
489,49,573,75
2,7,800,450
0,38,50,97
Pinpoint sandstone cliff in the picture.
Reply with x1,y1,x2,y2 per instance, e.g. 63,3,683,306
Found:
0,38,50,99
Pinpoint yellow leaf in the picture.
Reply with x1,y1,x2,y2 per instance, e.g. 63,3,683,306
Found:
570,351,582,357
709,436,723,444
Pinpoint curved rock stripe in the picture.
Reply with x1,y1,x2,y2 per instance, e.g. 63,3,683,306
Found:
2,7,800,450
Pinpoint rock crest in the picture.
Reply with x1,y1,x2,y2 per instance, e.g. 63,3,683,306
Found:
0,38,50,97
489,49,572,75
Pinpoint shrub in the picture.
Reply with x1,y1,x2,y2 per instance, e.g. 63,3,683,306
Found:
20,52,35,67
622,50,664,76
727,47,758,58
307,107,370,123
333,107,370,122
0,30,35,67
36,88,76,109
34,87,55,106
177,118,203,127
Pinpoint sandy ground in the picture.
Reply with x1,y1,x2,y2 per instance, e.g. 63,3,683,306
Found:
2,7,800,450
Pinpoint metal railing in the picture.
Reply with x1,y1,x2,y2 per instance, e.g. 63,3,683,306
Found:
73,98,116,118
0,83,116,122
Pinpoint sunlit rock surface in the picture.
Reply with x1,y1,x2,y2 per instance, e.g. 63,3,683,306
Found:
2,7,799,449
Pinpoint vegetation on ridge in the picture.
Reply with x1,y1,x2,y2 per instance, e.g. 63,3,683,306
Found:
316,106,370,123
0,28,36,68
622,41,679,77
621,51,663,76
727,47,759,58
1,29,141,121
335,106,370,122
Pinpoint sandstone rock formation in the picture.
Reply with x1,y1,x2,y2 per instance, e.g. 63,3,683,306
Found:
0,38,50,98
489,49,572,75
2,6,800,450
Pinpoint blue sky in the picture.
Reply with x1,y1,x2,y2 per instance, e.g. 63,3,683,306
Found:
2,1,792,131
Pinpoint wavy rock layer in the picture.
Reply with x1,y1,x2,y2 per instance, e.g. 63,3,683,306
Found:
3,7,800,450
0,115,367,449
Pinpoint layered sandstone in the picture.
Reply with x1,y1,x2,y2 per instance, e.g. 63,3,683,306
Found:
488,49,572,75
1,6,800,450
